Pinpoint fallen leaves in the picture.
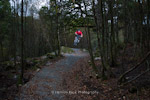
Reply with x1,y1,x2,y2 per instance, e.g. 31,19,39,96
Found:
60,54,150,100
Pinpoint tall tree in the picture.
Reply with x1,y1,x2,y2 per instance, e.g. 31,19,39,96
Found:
109,0,117,67
21,0,24,84
0,0,12,61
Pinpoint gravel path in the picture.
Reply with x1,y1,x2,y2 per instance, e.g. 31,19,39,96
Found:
17,49,88,100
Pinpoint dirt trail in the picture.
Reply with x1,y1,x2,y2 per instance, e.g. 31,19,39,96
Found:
17,49,88,100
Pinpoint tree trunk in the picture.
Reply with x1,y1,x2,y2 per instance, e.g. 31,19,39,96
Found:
64,26,68,47
124,0,128,43
109,0,117,67
138,0,143,55
100,0,107,78
21,0,24,84
13,0,17,67
147,0,150,50
86,25,98,73
0,41,4,61
24,1,28,58
92,0,107,78
55,1,61,56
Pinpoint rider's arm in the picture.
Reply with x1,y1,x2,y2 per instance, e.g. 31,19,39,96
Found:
81,32,83,37
75,32,77,35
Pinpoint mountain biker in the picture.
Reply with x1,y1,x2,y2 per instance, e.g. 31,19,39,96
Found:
75,29,83,38
74,29,83,45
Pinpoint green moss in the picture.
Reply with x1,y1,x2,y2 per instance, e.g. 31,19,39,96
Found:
117,42,125,50
17,75,23,85
61,46,74,54
32,59,40,64
88,61,92,66
2,61,14,70
8,73,14,79
46,53,56,59
2,61,14,66
75,75,79,80
94,48,100,57
101,75,108,81
119,30,124,43
31,65,38,70
80,48,88,52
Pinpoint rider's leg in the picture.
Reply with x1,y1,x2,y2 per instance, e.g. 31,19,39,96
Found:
77,35,81,43
74,36,78,45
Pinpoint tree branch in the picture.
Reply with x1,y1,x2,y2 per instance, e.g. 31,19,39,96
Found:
121,68,150,86
118,51,150,84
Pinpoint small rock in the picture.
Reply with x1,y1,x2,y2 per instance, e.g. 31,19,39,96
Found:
96,74,100,79
14,75,17,79
82,49,87,52
36,68,40,72
46,62,52,66
123,96,126,100
94,57,101,61
41,56,47,60
16,56,21,61
125,77,130,79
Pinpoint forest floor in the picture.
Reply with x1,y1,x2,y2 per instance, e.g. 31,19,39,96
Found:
0,53,63,100
61,44,150,100
16,48,88,100
1,45,150,100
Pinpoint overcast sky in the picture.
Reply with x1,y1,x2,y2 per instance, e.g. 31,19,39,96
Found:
9,0,95,18
30,0,49,10
10,0,49,10
9,0,49,18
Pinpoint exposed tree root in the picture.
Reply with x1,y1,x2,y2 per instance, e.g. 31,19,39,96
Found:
118,51,150,85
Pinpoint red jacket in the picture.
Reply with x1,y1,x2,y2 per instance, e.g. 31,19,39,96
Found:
75,31,83,36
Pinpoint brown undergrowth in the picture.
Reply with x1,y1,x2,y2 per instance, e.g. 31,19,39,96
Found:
0,56,63,100
61,45,150,100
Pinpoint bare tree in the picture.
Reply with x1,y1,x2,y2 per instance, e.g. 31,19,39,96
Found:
21,0,24,84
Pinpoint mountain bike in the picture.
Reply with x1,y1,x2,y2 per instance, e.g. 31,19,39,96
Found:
74,35,81,46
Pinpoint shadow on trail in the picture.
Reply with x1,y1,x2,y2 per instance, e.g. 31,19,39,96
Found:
17,48,88,100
